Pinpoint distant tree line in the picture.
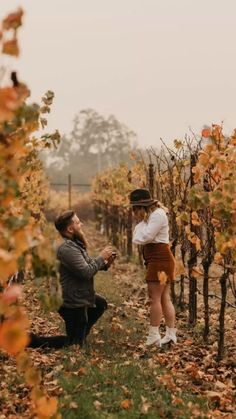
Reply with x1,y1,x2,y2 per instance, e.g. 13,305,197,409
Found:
41,108,139,185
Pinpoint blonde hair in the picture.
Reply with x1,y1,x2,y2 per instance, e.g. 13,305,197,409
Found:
143,201,169,222
132,201,169,223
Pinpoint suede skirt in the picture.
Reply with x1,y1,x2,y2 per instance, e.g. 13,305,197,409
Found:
143,243,175,282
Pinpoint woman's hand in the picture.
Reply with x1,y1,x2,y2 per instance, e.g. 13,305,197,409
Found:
133,207,146,223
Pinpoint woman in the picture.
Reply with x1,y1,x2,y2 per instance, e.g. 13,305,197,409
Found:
130,188,177,347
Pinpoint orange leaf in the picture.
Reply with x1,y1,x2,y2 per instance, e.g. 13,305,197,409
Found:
25,366,42,387
14,229,29,256
77,367,87,376
0,87,18,122
0,84,30,122
16,350,31,372
2,8,23,30
0,251,16,283
0,319,29,355
2,285,22,304
191,267,203,278
201,127,211,138
120,399,132,409
191,211,201,226
183,339,193,345
2,39,20,57
205,391,221,403
35,396,58,418
214,253,223,264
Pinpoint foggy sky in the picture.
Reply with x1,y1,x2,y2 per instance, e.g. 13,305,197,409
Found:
1,0,236,147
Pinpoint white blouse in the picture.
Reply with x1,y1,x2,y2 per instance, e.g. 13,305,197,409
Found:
132,208,169,245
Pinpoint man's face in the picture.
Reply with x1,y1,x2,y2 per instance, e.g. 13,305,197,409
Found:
67,214,84,237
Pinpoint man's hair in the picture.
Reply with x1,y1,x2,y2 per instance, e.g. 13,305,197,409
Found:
54,210,75,234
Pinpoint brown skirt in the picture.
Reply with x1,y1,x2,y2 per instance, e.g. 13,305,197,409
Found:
143,243,175,282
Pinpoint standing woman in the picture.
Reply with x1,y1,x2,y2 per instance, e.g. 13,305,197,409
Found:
130,189,177,347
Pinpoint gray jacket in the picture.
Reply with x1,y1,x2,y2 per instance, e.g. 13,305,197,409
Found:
57,238,105,308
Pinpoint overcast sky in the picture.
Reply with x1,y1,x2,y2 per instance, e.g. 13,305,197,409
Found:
1,0,236,147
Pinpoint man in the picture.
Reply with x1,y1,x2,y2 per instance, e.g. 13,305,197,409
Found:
29,210,115,348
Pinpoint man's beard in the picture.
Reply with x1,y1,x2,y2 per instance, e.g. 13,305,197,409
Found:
73,229,88,248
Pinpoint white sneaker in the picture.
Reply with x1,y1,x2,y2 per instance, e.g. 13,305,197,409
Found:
145,326,162,347
161,326,177,345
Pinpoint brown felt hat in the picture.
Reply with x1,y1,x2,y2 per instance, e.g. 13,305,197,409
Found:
129,188,157,206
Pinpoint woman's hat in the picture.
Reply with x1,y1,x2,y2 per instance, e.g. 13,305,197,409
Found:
129,188,158,206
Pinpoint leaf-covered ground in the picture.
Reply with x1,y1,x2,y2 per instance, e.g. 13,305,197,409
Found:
0,224,235,418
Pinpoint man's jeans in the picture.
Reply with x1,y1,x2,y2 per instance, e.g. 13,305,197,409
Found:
28,294,107,349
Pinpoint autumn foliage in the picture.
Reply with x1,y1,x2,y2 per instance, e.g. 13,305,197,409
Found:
92,126,236,360
0,8,60,418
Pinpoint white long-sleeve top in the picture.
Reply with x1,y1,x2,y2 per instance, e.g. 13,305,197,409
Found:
132,208,169,245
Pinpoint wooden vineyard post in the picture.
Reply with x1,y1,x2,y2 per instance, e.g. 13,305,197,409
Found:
111,205,119,247
127,170,133,258
217,270,229,361
188,154,198,326
148,163,155,197
68,173,72,209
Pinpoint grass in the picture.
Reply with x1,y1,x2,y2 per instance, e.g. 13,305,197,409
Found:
55,267,208,418
58,355,208,419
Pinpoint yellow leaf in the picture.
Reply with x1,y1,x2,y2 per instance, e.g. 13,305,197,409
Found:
69,401,79,409
195,237,201,251
174,139,183,149
158,271,168,284
93,400,102,410
175,260,186,276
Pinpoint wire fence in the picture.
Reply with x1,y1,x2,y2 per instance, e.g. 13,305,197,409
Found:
50,174,91,209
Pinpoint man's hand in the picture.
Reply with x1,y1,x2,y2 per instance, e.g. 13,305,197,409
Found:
102,251,117,271
107,252,117,265
100,246,113,261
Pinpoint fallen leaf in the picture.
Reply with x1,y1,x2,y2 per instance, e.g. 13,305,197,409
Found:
93,400,102,410
120,399,132,409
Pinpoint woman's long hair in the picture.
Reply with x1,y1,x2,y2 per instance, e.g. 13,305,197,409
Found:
143,201,169,222
132,201,169,223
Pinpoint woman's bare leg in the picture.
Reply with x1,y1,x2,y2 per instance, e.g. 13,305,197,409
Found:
147,282,165,326
161,283,175,328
